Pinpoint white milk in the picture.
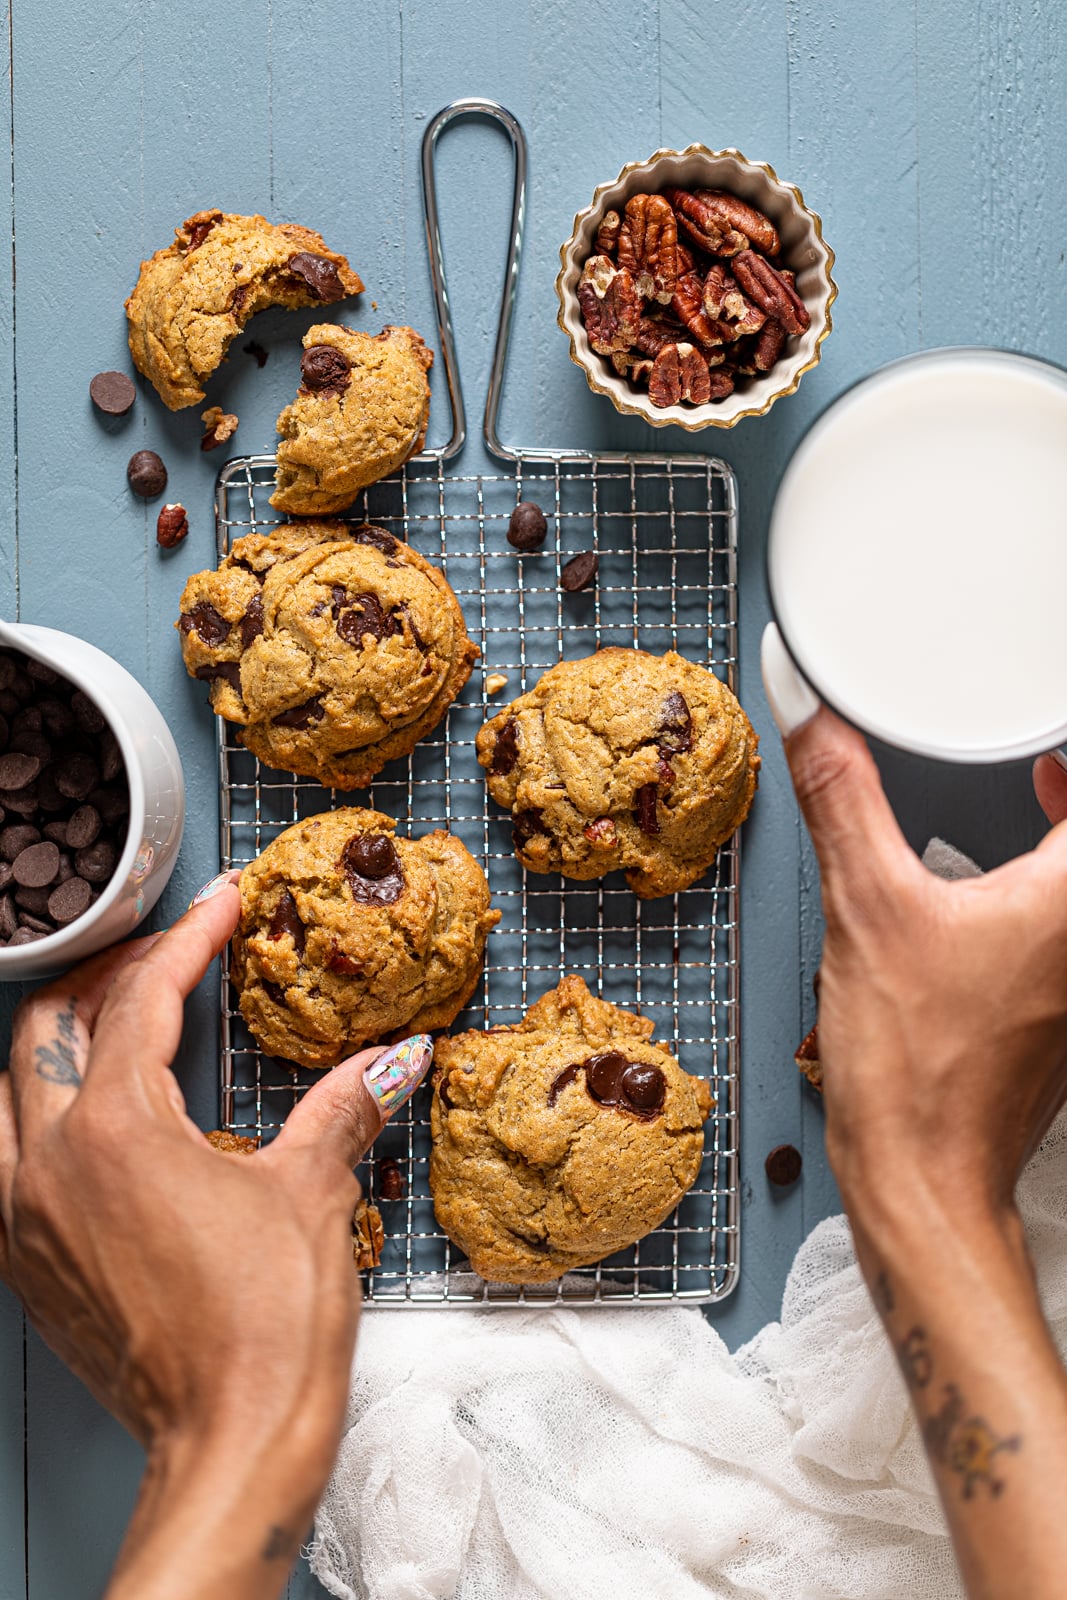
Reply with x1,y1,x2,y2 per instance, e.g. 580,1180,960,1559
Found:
768,349,1067,761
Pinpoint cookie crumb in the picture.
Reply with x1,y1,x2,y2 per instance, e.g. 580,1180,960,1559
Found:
201,405,239,452
485,672,509,695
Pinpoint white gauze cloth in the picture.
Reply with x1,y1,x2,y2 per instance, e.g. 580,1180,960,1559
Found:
311,840,1064,1600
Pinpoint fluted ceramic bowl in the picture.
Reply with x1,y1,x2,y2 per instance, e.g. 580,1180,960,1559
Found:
556,144,837,430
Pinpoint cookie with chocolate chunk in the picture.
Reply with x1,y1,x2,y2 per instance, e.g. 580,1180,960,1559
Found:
271,324,432,515
177,520,477,790
429,975,712,1284
126,210,363,410
231,808,500,1070
476,648,759,898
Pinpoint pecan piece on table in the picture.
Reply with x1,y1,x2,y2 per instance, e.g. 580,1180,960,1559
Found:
731,250,810,335
596,210,622,257
616,194,678,304
648,344,734,408
795,1022,822,1091
577,255,641,355
663,188,746,257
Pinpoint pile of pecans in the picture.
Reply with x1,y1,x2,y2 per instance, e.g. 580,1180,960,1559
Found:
577,186,810,408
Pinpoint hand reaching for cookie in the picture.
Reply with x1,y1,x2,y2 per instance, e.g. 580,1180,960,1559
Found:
0,869,432,1600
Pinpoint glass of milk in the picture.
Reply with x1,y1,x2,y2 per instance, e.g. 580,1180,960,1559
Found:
768,348,1067,762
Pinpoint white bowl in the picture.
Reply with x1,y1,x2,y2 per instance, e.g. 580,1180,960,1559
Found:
0,622,185,980
556,144,837,430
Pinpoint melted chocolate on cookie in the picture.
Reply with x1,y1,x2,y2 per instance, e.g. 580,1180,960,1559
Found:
341,833,404,905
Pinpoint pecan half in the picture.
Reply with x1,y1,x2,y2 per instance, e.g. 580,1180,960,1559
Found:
795,1022,822,1091
689,189,779,257
633,313,689,358
616,194,678,304
753,318,786,371
583,816,618,847
671,271,727,351
596,210,622,257
664,188,746,257
577,255,641,355
648,343,713,407
611,352,655,383
675,240,698,276
702,265,765,337
732,250,810,335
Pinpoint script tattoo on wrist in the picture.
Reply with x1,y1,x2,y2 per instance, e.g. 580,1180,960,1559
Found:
261,1525,300,1562
33,999,82,1087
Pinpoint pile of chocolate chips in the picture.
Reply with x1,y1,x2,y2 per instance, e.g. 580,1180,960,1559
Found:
0,649,129,946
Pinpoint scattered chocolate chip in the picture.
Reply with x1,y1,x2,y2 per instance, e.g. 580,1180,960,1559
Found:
301,344,351,394
55,754,99,802
74,839,116,883
156,503,189,548
87,786,128,826
0,786,37,817
48,876,92,924
0,751,40,790
287,251,346,302
511,808,544,849
13,840,60,888
621,1061,667,1112
126,449,168,498
0,893,15,938
229,284,250,318
240,594,265,651
272,695,325,730
195,661,243,693
378,1159,404,1201
98,730,123,782
179,602,232,647
634,782,659,835
341,833,404,905
560,551,598,592
41,822,67,847
0,861,12,888
0,824,40,860
65,805,100,850
507,502,548,551
268,889,306,955
581,1050,666,1118
7,927,46,945
548,1063,581,1106
15,884,52,915
11,730,50,764
765,1143,802,1187
243,340,269,367
36,697,74,739
350,524,400,556
55,854,74,884
659,691,693,754
71,690,107,733
90,370,136,417
491,716,519,776
261,979,287,1006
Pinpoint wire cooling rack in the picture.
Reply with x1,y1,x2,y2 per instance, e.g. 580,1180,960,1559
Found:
214,453,740,1306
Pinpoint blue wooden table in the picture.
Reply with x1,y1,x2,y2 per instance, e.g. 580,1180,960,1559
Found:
0,1,1062,1593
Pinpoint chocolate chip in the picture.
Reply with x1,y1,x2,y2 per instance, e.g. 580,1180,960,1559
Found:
98,730,123,783
37,696,75,739
634,782,659,835
341,833,404,905
621,1061,666,1112
659,691,693,754
0,823,40,860
378,1159,404,1201
507,502,548,551
272,695,325,730
765,1144,802,1186
55,853,74,884
0,751,40,789
49,876,91,924
300,344,351,393
560,551,598,592
582,1050,666,1119
511,808,544,849
74,839,116,883
11,730,51,763
179,602,231,646
126,449,168,498
55,754,99,802
87,785,129,827
41,822,67,847
13,706,42,732
15,884,52,915
90,370,136,417
491,716,519,776
548,1064,581,1106
71,690,106,733
7,927,46,946
243,340,269,367
0,893,15,938
184,216,218,251
18,911,54,933
240,594,265,652
585,1050,631,1105
195,662,243,693
333,590,398,646
35,768,64,812
287,251,346,302
13,840,60,887
261,979,287,1006
351,524,400,556
0,786,37,817
0,861,12,888
65,806,100,849
268,889,306,955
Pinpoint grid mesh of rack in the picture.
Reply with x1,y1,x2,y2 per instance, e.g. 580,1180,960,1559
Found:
215,451,741,1306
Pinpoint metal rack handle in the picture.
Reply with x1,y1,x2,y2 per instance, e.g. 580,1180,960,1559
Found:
420,97,527,463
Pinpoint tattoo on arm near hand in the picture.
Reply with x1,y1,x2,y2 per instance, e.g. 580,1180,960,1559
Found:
874,1269,895,1315
261,1525,300,1562
33,1000,82,1087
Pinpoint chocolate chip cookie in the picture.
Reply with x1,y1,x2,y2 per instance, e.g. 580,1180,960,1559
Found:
271,325,432,515
126,209,363,410
476,648,759,898
177,520,477,790
429,975,712,1283
231,808,500,1070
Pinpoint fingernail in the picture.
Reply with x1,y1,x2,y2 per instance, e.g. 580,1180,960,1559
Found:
761,623,820,738
1051,748,1067,775
190,868,242,908
364,1034,434,1116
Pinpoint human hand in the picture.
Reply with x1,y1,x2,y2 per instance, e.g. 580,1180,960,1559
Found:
761,625,1067,1232
0,870,433,1600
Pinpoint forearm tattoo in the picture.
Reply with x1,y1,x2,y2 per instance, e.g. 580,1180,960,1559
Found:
880,1274,1021,1500
261,1525,300,1562
33,999,82,1087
